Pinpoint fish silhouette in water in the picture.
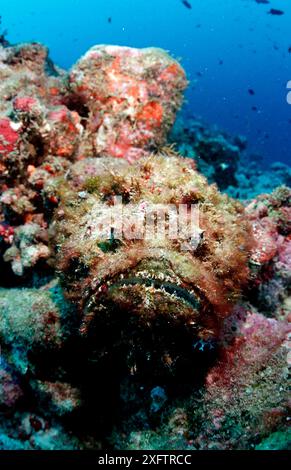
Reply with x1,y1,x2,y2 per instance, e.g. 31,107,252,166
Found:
181,0,192,9
0,16,9,47
268,9,284,16
255,0,270,4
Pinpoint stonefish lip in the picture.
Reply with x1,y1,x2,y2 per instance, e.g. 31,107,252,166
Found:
105,276,202,311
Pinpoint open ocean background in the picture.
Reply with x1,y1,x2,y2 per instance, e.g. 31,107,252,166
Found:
1,0,290,165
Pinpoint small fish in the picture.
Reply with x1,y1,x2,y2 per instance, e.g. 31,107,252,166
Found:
288,47,291,54
255,0,270,4
108,17,112,23
196,71,203,77
181,0,192,9
248,89,255,96
268,9,284,16
251,106,258,112
219,59,224,65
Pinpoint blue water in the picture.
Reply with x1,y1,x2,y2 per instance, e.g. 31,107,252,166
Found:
1,0,291,165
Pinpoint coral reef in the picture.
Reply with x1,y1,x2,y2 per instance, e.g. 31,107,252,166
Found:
0,40,290,451
171,116,291,198
69,45,187,162
228,159,291,200
246,186,291,321
171,117,247,190
114,305,290,451
197,307,290,450
0,42,185,279
0,42,70,278
0,282,88,450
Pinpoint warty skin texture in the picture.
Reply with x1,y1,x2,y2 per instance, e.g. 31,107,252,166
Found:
51,152,252,377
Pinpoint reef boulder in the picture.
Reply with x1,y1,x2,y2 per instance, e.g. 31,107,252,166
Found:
69,45,187,162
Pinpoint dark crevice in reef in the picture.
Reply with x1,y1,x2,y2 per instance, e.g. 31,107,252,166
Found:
64,94,90,125
45,56,60,77
0,258,54,288
27,133,47,166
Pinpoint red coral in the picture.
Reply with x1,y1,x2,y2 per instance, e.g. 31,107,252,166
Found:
13,96,38,113
46,106,81,158
0,223,14,244
137,101,164,128
69,45,187,161
0,118,20,157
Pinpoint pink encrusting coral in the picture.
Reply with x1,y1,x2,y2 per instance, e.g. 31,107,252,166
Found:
190,308,290,449
246,186,291,321
246,186,290,261
0,118,20,161
69,45,187,162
